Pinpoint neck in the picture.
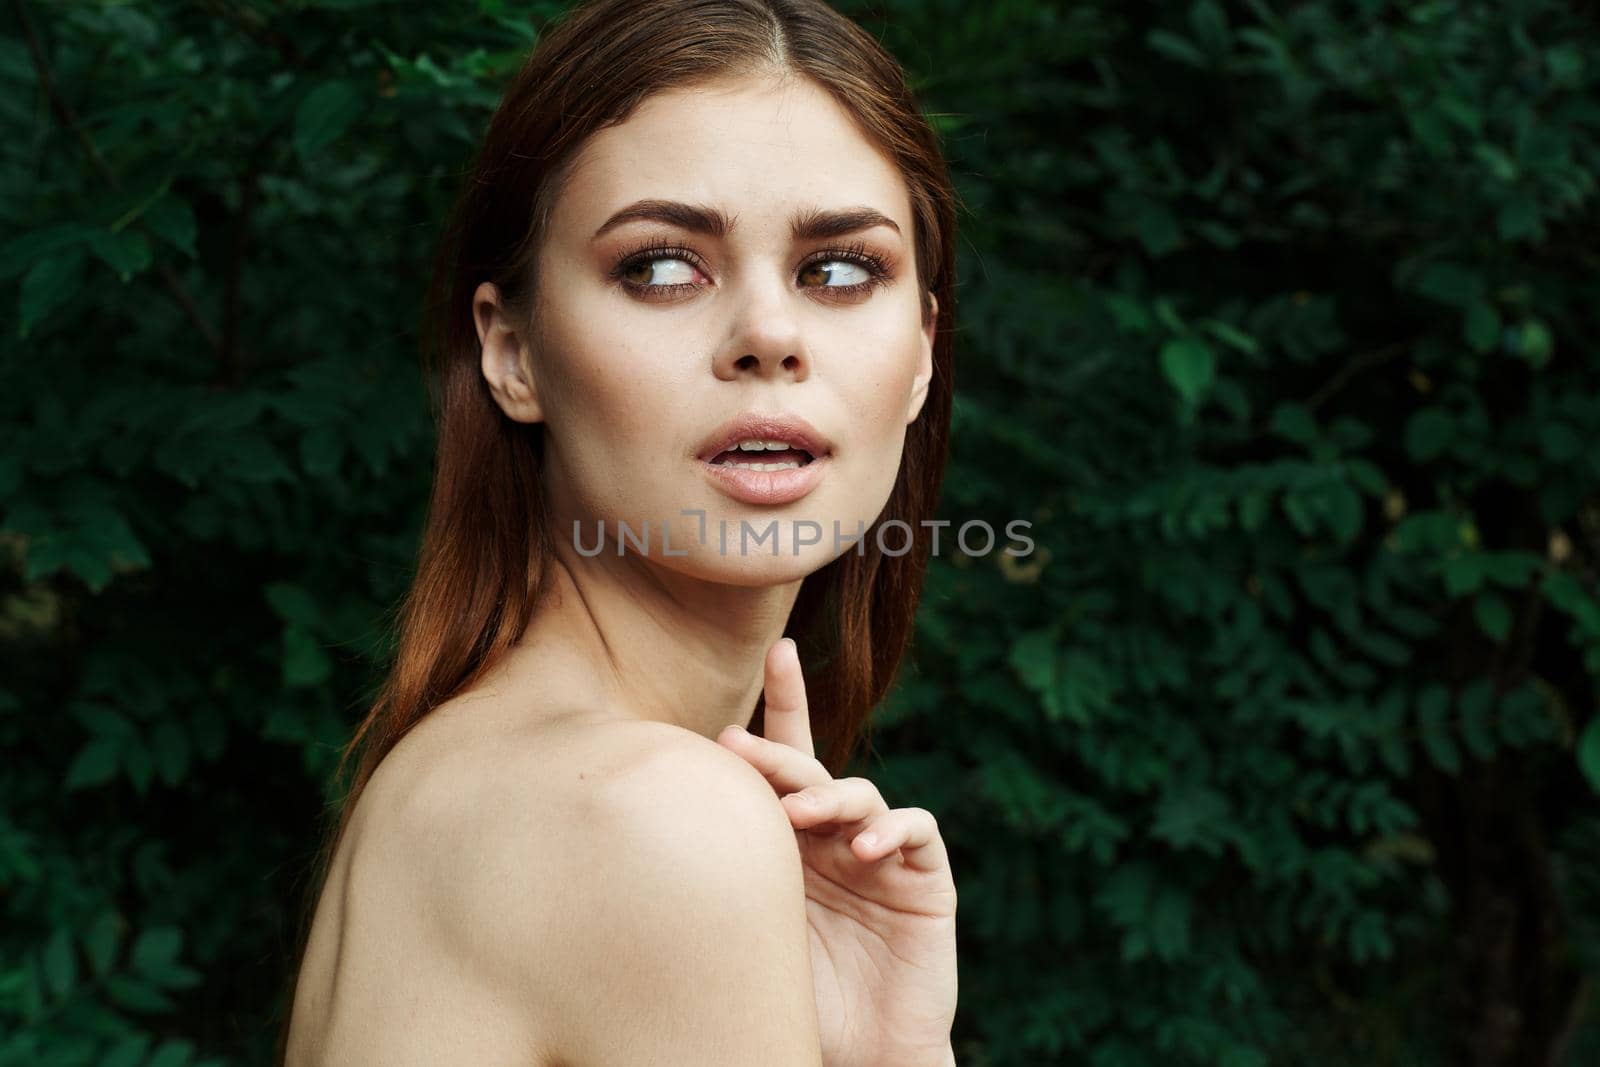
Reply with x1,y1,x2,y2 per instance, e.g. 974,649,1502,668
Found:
505,524,804,741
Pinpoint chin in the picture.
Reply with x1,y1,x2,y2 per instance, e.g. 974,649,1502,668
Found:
645,538,839,586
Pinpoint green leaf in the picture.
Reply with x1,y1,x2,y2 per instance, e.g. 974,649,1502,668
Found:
1328,418,1373,452
1374,690,1412,776
265,582,323,628
1538,421,1583,462
87,228,153,282
64,736,123,790
1578,717,1600,794
1443,553,1486,597
1546,44,1585,87
19,248,87,339
1474,591,1513,642
1418,684,1460,774
73,701,138,739
1200,318,1259,355
1134,199,1183,256
144,193,198,258
147,1039,197,1067
1514,320,1553,369
284,625,334,688
105,974,175,1013
1404,408,1454,461
1056,649,1117,725
1269,402,1318,445
1320,482,1364,544
125,737,154,796
1475,143,1519,182
1497,683,1555,748
299,425,346,476
1188,0,1232,54
1237,489,1270,531
1103,291,1152,335
0,223,93,281
1496,194,1542,241
1391,510,1459,552
1147,885,1193,960
151,720,191,786
84,910,122,979
1094,861,1155,930
1159,337,1216,404
1480,551,1542,587
101,1035,153,1067
1347,910,1394,963
42,926,76,998
131,925,182,972
1415,261,1482,307
1464,300,1501,353
1459,680,1498,761
1151,782,1232,855
1147,29,1207,67
294,81,367,161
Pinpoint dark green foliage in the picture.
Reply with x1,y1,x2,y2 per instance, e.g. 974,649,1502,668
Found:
2,0,1598,1064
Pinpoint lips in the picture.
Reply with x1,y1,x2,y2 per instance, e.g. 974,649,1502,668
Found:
699,452,830,506
695,412,833,464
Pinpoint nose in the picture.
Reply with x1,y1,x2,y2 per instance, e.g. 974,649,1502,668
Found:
712,284,811,382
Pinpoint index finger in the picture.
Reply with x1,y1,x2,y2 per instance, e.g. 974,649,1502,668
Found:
761,637,814,758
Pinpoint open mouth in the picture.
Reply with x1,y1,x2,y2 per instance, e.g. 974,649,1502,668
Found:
706,446,818,471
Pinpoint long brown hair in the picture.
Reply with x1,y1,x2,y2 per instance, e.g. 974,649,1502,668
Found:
275,0,958,1056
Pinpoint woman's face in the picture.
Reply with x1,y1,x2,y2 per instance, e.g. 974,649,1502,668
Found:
476,71,936,584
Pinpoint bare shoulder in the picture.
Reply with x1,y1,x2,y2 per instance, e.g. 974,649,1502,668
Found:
398,715,821,1065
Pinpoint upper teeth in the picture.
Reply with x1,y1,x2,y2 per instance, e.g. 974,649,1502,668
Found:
734,439,800,452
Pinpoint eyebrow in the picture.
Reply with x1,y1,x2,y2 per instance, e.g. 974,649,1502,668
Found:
591,199,902,242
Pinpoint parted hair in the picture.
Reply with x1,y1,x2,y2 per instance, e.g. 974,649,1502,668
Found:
275,0,958,1058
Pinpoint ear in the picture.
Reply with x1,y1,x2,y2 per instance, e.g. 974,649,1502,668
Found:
475,281,544,424
905,290,938,425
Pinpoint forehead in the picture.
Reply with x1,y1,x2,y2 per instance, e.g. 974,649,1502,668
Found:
555,73,912,235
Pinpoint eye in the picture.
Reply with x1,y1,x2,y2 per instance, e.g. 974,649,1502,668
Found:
796,241,894,300
608,238,896,302
611,246,706,298
617,255,702,289
799,259,873,288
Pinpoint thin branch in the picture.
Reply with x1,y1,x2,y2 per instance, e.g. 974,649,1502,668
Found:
197,0,309,70
221,148,268,387
1548,975,1591,1067
14,0,225,357
1303,339,1412,413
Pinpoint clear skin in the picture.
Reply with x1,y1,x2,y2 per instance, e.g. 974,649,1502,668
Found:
474,72,956,1065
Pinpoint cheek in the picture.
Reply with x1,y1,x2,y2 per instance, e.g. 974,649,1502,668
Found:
831,317,924,436
538,296,682,433
534,310,704,512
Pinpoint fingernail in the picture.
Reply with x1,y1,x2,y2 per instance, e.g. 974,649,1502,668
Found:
724,723,747,735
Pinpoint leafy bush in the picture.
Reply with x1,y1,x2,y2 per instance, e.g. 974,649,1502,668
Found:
2,1,1597,1065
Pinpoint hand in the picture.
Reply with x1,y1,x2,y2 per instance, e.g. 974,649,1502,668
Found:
717,638,957,1067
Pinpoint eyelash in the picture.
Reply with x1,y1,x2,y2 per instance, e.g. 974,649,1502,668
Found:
608,238,895,302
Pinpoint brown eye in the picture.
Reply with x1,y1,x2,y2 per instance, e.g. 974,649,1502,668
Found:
800,260,874,289
619,256,700,288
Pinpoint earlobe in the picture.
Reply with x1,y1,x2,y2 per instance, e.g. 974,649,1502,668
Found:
474,281,544,424
906,291,938,424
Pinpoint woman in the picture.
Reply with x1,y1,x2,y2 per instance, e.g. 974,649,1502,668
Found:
279,0,960,1063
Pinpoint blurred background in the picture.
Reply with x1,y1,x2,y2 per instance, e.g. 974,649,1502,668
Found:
3,0,1599,1064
